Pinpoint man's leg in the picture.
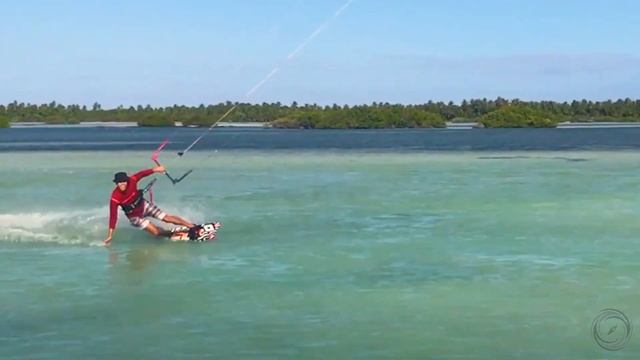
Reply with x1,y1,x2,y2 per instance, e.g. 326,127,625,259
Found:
162,214,195,228
143,201,195,228
144,222,172,238
130,216,172,238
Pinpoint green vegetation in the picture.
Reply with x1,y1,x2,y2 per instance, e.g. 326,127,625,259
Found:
271,105,445,129
479,105,556,128
0,114,9,128
1,97,640,128
137,113,175,127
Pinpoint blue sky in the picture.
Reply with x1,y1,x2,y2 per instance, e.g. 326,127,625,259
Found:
1,0,639,107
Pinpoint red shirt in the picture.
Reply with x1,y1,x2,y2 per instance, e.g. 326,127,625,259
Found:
109,168,154,229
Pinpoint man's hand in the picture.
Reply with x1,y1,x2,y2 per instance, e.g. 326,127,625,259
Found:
153,165,166,174
104,228,114,246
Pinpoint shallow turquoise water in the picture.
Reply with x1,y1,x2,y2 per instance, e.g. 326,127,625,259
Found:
2,151,640,359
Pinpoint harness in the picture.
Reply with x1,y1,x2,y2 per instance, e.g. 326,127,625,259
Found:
119,179,157,215
120,190,144,215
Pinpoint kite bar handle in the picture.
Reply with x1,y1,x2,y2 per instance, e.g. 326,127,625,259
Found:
151,138,193,185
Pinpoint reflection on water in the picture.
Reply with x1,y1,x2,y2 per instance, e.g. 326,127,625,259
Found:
106,242,201,273
478,155,590,162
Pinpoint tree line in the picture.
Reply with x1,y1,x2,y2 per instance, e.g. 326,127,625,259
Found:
1,98,640,128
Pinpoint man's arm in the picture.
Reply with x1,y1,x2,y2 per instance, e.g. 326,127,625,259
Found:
130,166,166,181
104,199,119,246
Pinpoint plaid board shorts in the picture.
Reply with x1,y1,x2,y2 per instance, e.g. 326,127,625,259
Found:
127,201,167,229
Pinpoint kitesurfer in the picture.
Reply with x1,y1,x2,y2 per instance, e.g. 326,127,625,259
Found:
103,166,195,246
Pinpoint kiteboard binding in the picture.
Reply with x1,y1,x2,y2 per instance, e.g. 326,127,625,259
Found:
170,222,222,242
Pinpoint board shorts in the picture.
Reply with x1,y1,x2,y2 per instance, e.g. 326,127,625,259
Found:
127,201,167,229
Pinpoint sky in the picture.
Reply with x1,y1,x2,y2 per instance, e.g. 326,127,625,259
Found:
1,0,639,107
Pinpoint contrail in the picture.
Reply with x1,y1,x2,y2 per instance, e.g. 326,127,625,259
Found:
178,0,355,156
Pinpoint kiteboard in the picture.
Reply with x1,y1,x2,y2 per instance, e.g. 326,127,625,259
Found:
170,222,222,242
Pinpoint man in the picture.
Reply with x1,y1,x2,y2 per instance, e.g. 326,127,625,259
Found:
104,166,196,246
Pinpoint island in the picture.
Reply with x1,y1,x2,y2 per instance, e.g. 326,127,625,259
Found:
2,98,639,129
